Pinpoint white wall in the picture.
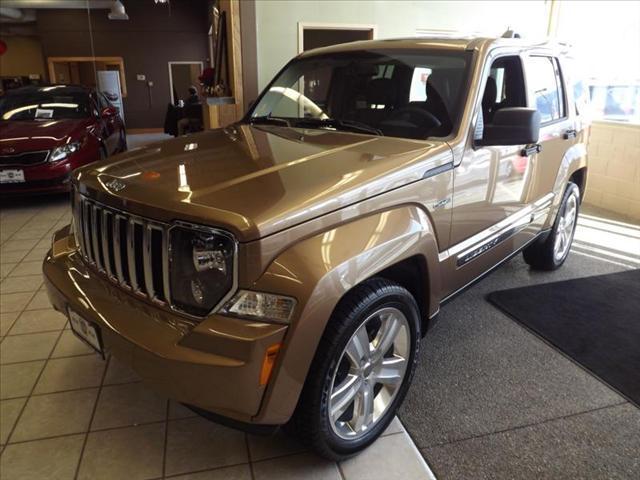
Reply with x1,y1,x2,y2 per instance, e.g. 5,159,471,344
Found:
255,0,549,89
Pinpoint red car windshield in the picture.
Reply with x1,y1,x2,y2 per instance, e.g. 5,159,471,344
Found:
0,87,92,121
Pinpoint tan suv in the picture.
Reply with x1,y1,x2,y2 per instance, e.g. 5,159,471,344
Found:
44,35,589,459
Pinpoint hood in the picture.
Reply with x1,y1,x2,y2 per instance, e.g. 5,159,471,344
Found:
77,125,451,241
0,118,93,152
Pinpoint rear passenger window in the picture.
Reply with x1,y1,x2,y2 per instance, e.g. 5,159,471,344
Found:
527,56,565,123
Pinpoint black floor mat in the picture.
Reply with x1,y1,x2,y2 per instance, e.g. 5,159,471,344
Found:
488,269,640,406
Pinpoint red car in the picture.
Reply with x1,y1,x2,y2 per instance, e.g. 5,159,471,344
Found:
0,85,126,194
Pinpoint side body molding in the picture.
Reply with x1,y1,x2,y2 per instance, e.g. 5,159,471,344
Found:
251,206,441,424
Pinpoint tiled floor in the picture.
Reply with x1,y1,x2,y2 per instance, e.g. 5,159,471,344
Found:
0,150,434,479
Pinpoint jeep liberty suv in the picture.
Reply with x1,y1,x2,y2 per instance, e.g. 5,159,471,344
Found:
44,35,589,459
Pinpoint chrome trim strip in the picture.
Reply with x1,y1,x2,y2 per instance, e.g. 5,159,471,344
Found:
142,224,156,300
82,200,94,263
113,214,125,284
101,210,114,278
75,195,87,259
127,219,139,292
91,204,103,271
423,161,454,180
440,229,549,304
161,228,171,304
439,193,555,264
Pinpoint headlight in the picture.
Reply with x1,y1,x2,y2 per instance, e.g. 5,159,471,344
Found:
169,225,236,317
50,141,81,162
221,290,296,324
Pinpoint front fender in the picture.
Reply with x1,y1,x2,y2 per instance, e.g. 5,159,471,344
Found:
251,205,440,424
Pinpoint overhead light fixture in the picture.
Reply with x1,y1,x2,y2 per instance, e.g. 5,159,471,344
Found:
108,1,129,20
154,0,169,4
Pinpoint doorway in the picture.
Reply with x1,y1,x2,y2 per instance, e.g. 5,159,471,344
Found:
168,62,203,105
298,23,376,53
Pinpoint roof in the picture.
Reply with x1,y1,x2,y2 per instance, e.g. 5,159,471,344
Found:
3,85,92,95
298,36,557,59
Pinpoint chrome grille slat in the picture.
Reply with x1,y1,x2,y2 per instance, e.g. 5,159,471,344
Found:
127,219,139,292
101,210,113,278
161,229,171,304
113,214,125,284
91,205,103,271
143,225,155,300
75,194,171,307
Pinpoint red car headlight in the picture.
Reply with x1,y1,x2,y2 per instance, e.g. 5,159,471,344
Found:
50,141,82,162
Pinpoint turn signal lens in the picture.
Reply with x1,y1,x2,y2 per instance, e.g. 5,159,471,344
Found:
221,290,296,324
260,343,282,386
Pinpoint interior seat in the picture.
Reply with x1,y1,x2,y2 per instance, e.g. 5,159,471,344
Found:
482,76,498,123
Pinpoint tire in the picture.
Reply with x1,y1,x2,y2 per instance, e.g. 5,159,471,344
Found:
523,182,580,270
119,130,128,152
287,278,421,460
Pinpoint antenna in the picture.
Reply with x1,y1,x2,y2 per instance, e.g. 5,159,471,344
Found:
502,28,521,39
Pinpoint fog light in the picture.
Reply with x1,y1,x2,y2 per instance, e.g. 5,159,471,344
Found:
220,290,296,324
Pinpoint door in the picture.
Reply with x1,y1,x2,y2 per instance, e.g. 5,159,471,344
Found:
95,92,119,155
97,70,125,122
522,55,576,202
168,62,203,105
444,54,543,294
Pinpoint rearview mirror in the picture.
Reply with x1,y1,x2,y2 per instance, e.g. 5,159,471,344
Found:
477,107,540,146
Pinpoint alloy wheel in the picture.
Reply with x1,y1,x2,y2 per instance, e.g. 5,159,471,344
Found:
553,194,578,262
328,307,410,440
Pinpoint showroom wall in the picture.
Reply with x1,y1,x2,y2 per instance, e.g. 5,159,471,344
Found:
585,122,640,220
253,0,549,90
35,0,210,130
0,36,46,80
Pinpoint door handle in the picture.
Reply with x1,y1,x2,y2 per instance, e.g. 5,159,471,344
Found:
563,129,577,140
521,144,542,157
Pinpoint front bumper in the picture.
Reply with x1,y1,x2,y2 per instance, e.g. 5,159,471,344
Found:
43,226,288,424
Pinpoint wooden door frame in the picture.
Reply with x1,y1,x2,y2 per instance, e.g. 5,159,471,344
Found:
47,56,127,97
297,22,377,53
167,61,204,104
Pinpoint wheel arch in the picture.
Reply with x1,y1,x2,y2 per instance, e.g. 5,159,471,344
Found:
251,205,441,424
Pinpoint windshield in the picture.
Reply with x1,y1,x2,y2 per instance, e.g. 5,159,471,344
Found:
248,49,471,139
0,87,92,121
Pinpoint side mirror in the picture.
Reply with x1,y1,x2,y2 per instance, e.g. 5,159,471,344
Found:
477,107,540,146
101,106,118,118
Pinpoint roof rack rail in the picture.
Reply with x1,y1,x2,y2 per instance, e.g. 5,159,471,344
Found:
501,28,521,39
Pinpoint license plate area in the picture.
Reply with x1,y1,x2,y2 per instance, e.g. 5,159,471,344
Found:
0,169,25,184
68,307,104,357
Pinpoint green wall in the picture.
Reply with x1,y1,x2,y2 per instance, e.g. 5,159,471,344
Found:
255,0,549,90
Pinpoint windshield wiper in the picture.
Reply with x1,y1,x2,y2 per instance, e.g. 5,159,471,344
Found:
295,118,383,136
248,115,291,127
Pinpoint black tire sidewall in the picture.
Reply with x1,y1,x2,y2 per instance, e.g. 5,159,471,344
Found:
313,284,420,457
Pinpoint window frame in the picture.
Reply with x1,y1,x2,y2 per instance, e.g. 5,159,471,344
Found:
525,54,569,127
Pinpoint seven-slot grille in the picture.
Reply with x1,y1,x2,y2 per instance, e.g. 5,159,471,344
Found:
73,195,171,306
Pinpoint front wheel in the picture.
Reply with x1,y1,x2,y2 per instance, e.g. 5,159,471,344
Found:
288,278,420,460
523,182,580,270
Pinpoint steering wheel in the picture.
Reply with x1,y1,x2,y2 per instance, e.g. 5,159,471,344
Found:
384,106,442,130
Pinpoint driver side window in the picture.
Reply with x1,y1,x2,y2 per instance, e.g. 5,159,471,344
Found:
481,56,527,125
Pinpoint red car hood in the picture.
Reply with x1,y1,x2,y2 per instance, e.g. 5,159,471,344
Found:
0,119,94,153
